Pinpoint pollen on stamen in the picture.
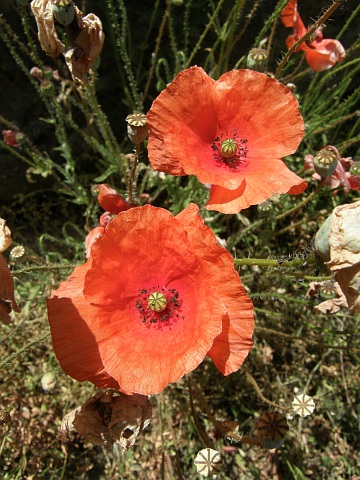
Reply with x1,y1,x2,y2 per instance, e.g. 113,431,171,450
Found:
211,130,248,170
135,286,184,327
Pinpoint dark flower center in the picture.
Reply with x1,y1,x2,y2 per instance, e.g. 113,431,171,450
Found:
136,285,184,327
211,130,248,170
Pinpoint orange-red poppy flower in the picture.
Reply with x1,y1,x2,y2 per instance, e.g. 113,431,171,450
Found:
146,67,306,214
281,0,345,72
47,204,254,395
95,184,134,215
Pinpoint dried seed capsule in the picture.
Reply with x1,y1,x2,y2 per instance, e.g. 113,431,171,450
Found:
313,147,338,177
194,448,223,476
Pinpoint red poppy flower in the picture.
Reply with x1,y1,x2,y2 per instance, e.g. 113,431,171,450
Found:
146,67,306,214
47,204,254,395
281,0,345,72
95,184,134,215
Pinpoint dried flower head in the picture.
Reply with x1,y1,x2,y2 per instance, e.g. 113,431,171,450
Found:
0,409,11,425
10,245,25,259
292,394,315,417
61,390,152,449
30,0,66,57
126,113,148,145
306,280,348,314
64,12,105,85
327,200,360,313
256,411,289,449
0,219,12,253
194,448,223,477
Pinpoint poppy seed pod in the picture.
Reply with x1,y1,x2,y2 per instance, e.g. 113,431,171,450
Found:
313,147,338,177
51,1,74,26
256,411,289,449
247,48,268,72
126,113,148,145
349,161,360,176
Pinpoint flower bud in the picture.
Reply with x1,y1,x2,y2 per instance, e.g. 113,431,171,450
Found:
51,1,75,26
349,161,360,176
313,147,338,177
314,215,331,261
247,48,268,72
40,80,55,97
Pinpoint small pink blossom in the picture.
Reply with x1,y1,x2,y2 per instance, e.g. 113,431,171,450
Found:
304,147,359,193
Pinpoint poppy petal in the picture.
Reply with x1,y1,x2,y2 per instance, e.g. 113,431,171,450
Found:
176,204,254,374
47,262,121,390
206,159,307,213
147,67,217,176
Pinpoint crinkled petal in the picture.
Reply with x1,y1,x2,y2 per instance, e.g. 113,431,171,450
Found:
83,206,225,394
47,261,121,390
206,160,306,213
176,204,254,374
305,39,346,72
213,70,304,162
147,67,217,176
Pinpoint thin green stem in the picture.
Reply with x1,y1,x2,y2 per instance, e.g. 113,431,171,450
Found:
12,264,78,275
187,377,212,448
127,144,140,204
273,179,326,222
142,1,171,103
0,333,50,370
275,0,346,79
184,0,227,69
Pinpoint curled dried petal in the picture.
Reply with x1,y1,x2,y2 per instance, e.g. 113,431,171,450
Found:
0,253,21,324
64,12,104,85
30,0,66,57
0,219,12,253
61,390,152,449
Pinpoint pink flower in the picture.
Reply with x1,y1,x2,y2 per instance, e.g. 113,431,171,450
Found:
304,147,359,193
281,0,345,71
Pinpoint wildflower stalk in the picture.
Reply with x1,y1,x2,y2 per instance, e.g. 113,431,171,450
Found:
142,0,171,102
273,178,326,222
12,264,79,275
84,82,121,156
254,0,291,49
0,333,50,370
242,366,288,411
188,377,213,448
234,256,312,269
275,0,346,79
127,144,140,204
184,0,227,69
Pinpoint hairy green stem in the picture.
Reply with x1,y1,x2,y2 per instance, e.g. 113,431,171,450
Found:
275,0,346,79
